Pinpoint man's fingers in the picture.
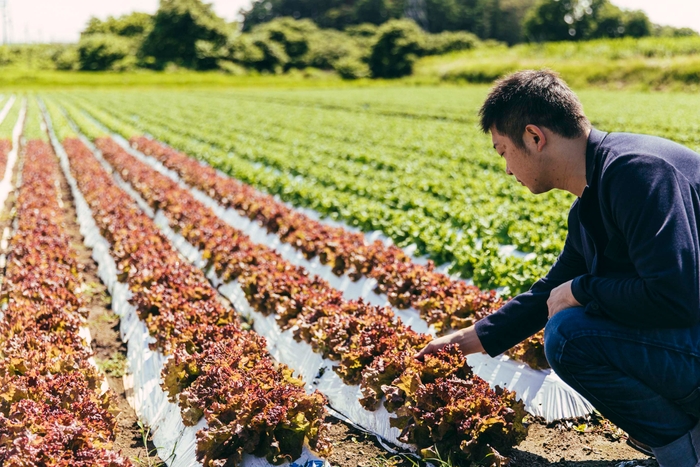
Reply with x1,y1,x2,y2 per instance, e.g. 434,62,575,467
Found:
415,342,437,360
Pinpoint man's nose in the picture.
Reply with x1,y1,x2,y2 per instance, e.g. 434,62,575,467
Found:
506,165,513,176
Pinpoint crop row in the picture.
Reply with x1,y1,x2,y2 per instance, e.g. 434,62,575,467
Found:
0,97,20,140
56,93,558,295
80,92,569,255
0,139,130,466
130,135,502,335
48,92,548,369
0,140,9,170
59,135,331,467
56,93,548,370
92,134,527,464
126,134,548,369
209,88,700,151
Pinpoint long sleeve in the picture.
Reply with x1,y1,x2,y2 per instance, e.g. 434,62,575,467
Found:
475,210,589,357
571,156,700,328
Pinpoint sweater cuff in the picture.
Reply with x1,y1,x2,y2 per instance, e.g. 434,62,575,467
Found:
474,317,503,358
572,275,605,316
571,275,592,305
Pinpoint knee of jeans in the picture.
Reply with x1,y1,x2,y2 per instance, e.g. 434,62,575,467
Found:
544,307,585,369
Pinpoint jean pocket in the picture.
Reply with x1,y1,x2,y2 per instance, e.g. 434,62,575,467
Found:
675,387,700,418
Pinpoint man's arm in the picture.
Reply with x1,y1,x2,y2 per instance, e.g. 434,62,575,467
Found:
571,156,700,327
416,323,485,358
418,213,589,358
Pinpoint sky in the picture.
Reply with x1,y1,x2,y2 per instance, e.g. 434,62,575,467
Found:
3,0,700,44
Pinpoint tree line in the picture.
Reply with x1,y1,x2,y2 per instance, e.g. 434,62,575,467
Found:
6,0,695,79
242,0,696,43
75,0,482,78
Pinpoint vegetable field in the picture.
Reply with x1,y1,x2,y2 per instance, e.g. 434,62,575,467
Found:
0,85,688,466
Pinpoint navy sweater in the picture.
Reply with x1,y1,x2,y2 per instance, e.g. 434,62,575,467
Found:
474,128,700,357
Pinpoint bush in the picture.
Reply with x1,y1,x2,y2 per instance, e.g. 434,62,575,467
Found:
334,56,370,79
230,17,370,77
78,34,134,71
307,29,366,68
53,47,80,71
216,59,248,75
82,12,153,38
345,23,379,38
368,19,424,78
140,0,231,70
230,33,289,73
423,31,478,55
252,17,319,69
654,26,698,38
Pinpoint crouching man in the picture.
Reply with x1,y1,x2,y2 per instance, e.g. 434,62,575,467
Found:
417,69,700,467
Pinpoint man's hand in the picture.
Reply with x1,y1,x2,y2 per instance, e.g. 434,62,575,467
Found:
547,279,581,319
415,324,486,360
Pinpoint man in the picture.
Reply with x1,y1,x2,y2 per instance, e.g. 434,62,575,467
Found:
417,69,700,467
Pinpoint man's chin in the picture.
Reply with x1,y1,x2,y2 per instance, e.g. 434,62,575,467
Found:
528,186,551,195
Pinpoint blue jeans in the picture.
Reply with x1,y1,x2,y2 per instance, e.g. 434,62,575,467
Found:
544,307,700,467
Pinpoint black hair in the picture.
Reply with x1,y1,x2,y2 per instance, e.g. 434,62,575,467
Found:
479,69,590,148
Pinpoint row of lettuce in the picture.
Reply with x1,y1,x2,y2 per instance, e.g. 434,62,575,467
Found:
40,94,532,464
0,91,535,464
49,92,549,369
49,106,333,465
0,95,332,465
50,90,566,297
58,93,530,462
0,107,131,464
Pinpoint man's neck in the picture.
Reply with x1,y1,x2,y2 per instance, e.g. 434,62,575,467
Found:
548,127,591,198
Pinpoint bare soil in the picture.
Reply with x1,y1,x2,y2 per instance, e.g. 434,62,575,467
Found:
509,419,657,467
319,415,658,467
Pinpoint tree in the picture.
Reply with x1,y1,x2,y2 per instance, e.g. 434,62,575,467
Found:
82,12,153,38
141,0,232,69
523,0,577,41
242,0,360,31
368,19,424,78
77,34,134,71
588,1,625,38
77,12,153,71
423,0,463,32
354,0,404,25
242,0,538,43
623,9,652,38
523,0,652,42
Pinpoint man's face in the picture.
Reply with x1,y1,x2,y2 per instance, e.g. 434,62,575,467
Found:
491,126,548,194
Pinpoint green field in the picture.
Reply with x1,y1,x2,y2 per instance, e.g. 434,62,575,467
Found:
39,84,700,295
415,36,700,90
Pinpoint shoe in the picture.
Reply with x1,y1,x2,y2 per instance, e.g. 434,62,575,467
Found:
627,436,655,457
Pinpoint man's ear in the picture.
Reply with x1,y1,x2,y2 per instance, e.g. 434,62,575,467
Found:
524,124,546,152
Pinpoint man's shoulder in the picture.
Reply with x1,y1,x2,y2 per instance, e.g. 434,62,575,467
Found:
601,132,700,164
599,131,700,185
